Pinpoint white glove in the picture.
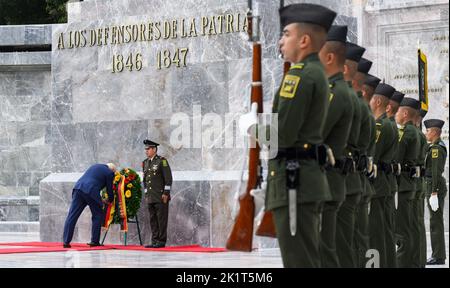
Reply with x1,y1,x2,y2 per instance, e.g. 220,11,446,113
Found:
239,102,258,136
394,192,398,210
429,194,439,212
250,181,267,215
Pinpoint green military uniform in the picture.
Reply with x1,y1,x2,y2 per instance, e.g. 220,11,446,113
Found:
335,42,366,268
370,112,397,267
424,119,447,264
411,127,428,267
383,90,404,268
267,54,331,268
354,84,375,268
143,145,173,247
320,69,354,267
335,81,362,268
265,4,336,268
395,103,421,268
385,115,400,268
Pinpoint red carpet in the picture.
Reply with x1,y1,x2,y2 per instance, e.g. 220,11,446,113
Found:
0,242,226,254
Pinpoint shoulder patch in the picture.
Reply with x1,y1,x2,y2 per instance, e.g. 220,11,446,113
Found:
398,127,404,142
375,129,381,143
432,148,439,159
280,74,301,99
162,159,168,167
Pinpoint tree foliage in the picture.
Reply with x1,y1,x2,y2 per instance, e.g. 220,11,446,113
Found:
0,0,68,25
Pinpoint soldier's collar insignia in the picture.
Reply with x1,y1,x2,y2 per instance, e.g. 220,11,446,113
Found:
290,63,304,70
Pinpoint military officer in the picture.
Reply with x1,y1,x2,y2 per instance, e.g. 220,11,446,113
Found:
394,97,421,268
362,74,381,104
384,90,404,268
353,57,377,268
424,119,447,265
335,42,365,268
262,3,336,268
412,110,428,268
318,25,354,268
142,140,173,248
386,90,404,118
368,83,397,267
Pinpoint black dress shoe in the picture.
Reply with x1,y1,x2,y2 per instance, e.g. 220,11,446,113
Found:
154,243,165,248
87,242,104,247
427,258,445,265
63,243,71,248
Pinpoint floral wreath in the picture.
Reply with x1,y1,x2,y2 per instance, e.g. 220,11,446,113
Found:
102,168,142,232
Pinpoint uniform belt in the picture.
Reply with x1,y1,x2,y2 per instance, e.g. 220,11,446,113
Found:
377,162,392,174
330,157,352,175
276,145,317,160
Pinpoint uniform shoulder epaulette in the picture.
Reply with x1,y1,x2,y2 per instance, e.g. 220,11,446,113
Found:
289,63,305,71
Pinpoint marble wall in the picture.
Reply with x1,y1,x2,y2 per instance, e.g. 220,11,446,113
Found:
0,25,52,227
361,0,449,180
1,0,447,244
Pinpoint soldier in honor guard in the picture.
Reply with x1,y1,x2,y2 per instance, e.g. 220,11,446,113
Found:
394,97,421,268
368,83,397,267
261,3,336,268
424,119,447,265
353,57,377,268
384,89,404,268
335,42,365,268
362,74,381,104
318,25,354,268
412,109,429,267
142,140,173,248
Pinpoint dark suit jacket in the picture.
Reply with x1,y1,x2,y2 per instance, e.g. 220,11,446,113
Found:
73,164,114,206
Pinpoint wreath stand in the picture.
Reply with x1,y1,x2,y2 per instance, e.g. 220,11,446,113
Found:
101,214,143,246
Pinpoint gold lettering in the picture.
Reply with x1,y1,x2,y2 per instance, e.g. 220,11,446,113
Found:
111,26,117,44
217,15,224,34
97,28,103,46
125,25,132,43
181,18,187,38
172,20,178,39
73,31,81,47
226,14,234,33
89,29,96,46
80,30,87,47
154,22,161,40
68,31,74,49
201,16,208,35
242,14,248,32
189,18,197,37
104,27,109,45
208,16,217,35
147,22,154,41
163,21,171,39
132,24,139,42
140,24,146,41
118,26,125,44
236,13,240,32
57,32,65,49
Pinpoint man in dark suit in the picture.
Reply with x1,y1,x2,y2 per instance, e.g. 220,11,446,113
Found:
62,163,116,248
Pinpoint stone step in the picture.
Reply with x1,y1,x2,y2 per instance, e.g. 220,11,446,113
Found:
0,221,39,232
0,196,39,222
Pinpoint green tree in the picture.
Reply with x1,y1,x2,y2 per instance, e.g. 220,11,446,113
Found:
0,0,68,25
46,0,68,23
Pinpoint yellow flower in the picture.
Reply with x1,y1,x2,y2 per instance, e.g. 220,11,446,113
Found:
127,183,133,188
114,175,121,182
125,190,132,198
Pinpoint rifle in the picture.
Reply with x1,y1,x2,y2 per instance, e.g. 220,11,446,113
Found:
226,0,263,252
255,0,290,238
